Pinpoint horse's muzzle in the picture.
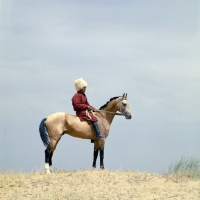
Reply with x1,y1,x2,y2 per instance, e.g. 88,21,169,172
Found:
124,112,132,119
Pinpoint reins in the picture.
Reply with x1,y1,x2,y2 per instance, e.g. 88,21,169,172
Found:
95,109,123,116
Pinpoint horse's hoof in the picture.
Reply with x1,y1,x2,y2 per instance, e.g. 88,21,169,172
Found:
49,166,53,172
100,166,104,170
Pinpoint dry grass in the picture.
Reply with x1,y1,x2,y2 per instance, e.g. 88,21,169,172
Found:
168,157,200,179
0,169,200,200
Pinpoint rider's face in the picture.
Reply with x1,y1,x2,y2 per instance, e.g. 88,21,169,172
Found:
81,87,86,93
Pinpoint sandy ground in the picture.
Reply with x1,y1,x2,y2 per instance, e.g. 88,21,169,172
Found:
0,170,199,200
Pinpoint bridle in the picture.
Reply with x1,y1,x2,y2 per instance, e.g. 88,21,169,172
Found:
95,97,125,116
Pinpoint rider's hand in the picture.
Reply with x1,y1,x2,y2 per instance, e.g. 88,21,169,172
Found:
88,106,97,112
87,106,93,111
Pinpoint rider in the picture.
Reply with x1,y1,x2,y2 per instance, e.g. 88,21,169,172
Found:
72,78,105,139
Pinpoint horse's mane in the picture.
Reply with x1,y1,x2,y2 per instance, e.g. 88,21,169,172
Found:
99,96,120,110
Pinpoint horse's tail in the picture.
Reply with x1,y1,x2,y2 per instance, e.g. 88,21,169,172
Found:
39,118,50,147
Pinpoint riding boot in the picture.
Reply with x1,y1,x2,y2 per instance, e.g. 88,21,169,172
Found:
92,121,105,138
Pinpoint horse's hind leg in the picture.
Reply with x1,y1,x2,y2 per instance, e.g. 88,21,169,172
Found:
45,136,62,173
44,139,58,173
49,151,54,172
45,146,51,174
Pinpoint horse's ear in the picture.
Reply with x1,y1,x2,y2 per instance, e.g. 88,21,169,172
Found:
125,93,127,99
122,93,125,99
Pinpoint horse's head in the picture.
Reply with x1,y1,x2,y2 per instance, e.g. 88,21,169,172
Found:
117,93,132,119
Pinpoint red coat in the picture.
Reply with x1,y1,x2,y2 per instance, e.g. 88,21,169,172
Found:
72,92,97,123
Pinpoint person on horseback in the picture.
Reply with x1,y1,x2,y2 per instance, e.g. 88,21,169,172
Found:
72,78,105,138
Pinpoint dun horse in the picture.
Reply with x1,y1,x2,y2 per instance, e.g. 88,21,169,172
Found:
39,93,131,173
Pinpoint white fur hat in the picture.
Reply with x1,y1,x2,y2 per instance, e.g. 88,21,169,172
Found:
74,78,87,91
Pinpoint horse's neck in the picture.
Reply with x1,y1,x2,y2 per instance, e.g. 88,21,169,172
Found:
101,99,118,124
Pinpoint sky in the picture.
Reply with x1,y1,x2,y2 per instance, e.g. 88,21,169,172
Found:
0,0,200,174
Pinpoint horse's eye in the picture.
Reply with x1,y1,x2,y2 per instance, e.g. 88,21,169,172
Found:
123,103,126,107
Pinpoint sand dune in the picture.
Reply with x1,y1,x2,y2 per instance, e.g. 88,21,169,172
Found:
0,170,199,199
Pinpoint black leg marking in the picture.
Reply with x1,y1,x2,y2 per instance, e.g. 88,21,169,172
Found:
92,149,99,168
45,146,51,164
100,149,104,169
49,151,53,166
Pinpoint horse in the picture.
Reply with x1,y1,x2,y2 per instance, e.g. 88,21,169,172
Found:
39,93,132,173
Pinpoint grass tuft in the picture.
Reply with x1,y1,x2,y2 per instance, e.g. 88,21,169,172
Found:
167,157,200,179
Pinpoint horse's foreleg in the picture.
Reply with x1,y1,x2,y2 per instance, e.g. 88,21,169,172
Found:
45,146,51,174
100,148,104,169
92,148,99,168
